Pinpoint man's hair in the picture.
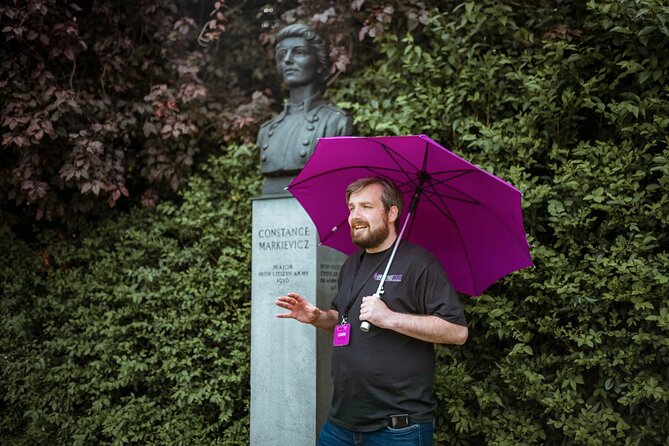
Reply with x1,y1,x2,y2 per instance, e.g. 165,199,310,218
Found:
346,177,404,230
275,24,330,85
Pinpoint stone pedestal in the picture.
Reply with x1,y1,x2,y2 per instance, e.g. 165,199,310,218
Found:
251,195,346,446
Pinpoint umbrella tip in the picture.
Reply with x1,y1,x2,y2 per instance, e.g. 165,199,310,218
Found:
332,226,337,232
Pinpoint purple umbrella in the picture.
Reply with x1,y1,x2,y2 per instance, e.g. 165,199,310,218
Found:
286,134,534,298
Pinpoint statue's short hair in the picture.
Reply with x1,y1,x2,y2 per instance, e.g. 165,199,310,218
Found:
346,177,404,231
275,24,330,85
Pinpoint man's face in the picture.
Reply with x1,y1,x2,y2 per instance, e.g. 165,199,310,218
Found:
275,37,318,88
347,184,394,251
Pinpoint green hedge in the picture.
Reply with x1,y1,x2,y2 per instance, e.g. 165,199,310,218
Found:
335,1,669,444
1,145,261,445
2,1,669,445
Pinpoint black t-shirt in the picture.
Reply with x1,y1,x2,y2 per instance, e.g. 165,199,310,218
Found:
328,240,467,432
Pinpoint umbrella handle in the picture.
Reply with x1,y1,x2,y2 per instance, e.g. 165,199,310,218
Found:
360,211,413,333
360,293,381,332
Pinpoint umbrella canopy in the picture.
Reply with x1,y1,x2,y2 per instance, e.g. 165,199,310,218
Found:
286,134,534,296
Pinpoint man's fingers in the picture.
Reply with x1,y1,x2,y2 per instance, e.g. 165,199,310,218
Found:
360,295,384,323
276,295,297,305
275,293,313,320
275,294,301,319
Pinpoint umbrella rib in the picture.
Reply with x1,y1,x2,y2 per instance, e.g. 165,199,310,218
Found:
404,140,432,241
319,216,349,245
423,171,484,205
365,166,414,184
429,168,477,182
367,139,422,187
420,187,457,225
288,165,412,189
392,168,485,206
420,188,480,206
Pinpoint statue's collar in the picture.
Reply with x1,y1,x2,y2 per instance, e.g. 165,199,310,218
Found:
284,90,324,113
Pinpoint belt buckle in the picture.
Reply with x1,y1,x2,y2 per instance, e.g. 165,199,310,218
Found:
389,414,410,429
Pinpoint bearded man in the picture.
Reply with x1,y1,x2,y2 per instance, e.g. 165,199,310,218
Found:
276,176,468,446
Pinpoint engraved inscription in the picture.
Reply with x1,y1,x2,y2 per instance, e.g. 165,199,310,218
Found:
257,226,311,251
319,263,340,293
255,225,313,285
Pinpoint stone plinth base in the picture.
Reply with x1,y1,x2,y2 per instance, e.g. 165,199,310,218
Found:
251,195,345,445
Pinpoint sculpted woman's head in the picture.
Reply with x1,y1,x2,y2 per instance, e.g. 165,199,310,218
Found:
274,24,330,90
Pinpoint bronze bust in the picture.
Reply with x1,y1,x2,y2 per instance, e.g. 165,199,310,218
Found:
258,24,354,195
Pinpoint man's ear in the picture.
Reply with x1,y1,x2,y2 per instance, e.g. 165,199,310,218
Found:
388,205,399,224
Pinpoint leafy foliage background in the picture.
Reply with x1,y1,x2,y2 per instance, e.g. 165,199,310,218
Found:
0,0,273,228
2,0,669,445
1,144,260,445
332,2,669,444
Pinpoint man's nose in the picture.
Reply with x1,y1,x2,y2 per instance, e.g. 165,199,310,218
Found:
282,50,294,63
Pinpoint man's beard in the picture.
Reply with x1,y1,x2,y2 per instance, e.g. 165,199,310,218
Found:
350,214,390,250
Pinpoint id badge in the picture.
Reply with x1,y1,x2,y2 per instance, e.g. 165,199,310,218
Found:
333,324,351,347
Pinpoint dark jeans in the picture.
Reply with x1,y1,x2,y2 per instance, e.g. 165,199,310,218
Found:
318,420,435,446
